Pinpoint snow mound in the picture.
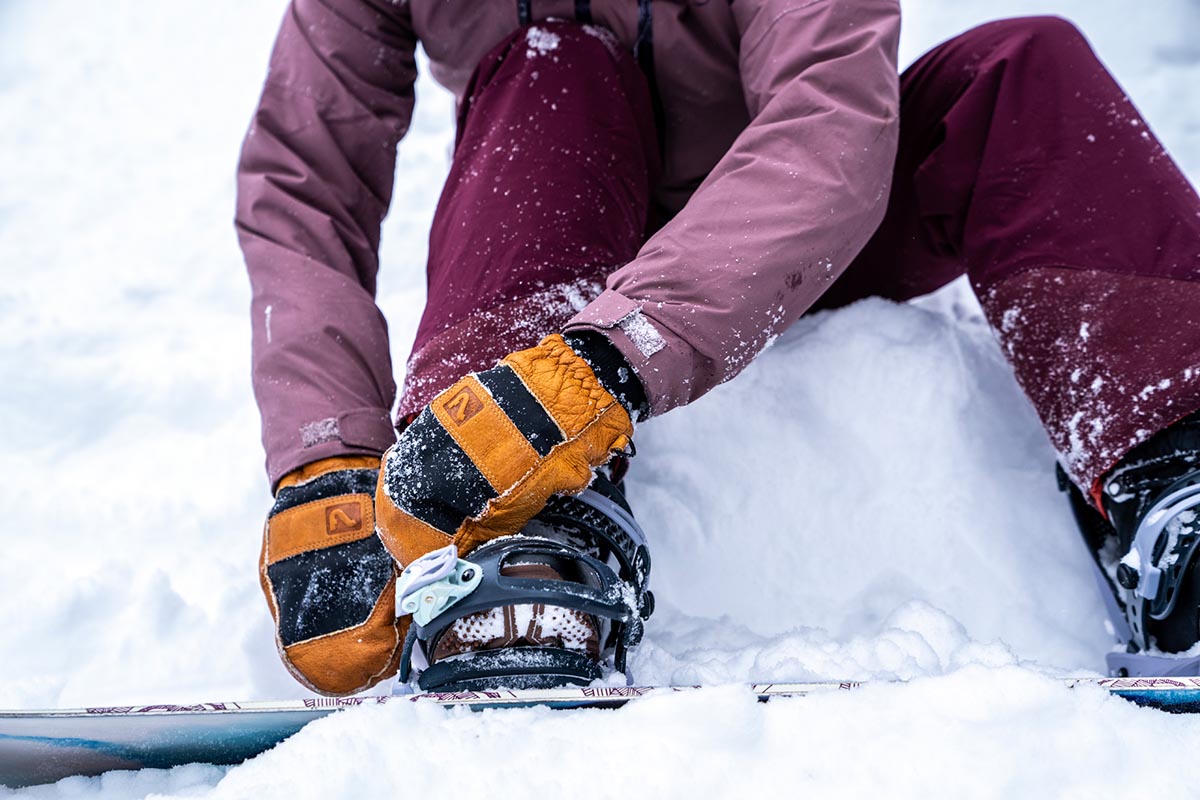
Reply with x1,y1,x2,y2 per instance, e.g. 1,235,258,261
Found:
631,297,1107,683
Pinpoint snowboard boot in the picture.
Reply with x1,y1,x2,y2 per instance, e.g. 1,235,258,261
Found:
1061,410,1200,676
395,472,654,691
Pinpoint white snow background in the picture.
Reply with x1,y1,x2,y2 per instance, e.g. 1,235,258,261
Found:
3,0,1200,796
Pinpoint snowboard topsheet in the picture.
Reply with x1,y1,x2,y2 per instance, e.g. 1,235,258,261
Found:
3,678,1199,787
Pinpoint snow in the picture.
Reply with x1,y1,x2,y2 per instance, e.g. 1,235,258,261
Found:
298,418,340,448
618,309,667,357
525,26,562,58
3,0,1200,796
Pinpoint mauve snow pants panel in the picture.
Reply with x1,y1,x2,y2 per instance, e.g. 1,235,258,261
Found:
396,23,659,418
815,16,1200,492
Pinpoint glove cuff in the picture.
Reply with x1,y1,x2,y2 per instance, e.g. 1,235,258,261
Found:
275,455,382,493
563,330,649,421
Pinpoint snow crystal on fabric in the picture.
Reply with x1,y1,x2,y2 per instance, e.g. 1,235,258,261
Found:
982,269,1200,490
618,310,666,358
300,417,340,447
399,277,604,417
525,27,560,58
721,304,788,383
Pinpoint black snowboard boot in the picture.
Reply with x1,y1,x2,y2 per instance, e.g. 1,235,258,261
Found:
1062,410,1200,676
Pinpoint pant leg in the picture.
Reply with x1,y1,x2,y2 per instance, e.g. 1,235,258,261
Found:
397,22,659,419
817,16,1200,494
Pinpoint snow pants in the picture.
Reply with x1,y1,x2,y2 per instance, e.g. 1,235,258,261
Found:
400,17,1200,496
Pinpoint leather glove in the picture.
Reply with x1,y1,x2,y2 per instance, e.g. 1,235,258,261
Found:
260,455,406,695
375,334,636,569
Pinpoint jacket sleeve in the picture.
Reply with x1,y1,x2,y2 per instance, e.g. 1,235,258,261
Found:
565,0,900,414
235,0,417,487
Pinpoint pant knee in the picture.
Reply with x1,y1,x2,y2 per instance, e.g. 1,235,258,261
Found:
495,19,626,73
969,15,1091,59
1001,15,1085,44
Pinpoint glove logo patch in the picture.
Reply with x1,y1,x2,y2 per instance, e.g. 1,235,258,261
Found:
326,503,364,535
443,385,484,426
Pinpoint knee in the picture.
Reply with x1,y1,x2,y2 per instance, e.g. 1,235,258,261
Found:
500,20,624,69
1003,15,1085,43
975,15,1090,55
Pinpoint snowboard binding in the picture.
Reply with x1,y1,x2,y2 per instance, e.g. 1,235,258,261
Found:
1060,420,1200,676
395,473,654,692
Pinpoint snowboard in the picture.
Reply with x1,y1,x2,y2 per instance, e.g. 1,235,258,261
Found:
3,677,1199,788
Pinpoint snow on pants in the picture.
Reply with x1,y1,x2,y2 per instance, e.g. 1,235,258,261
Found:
399,17,1200,497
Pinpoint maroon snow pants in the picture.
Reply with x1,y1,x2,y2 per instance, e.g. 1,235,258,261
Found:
400,17,1200,498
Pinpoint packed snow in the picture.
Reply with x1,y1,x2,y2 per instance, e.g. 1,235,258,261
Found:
3,0,1200,796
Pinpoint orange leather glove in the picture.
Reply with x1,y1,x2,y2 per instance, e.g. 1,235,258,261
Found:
375,334,635,569
260,456,407,695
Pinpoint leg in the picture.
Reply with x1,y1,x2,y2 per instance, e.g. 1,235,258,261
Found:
397,22,659,419
385,23,657,689
819,16,1200,495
